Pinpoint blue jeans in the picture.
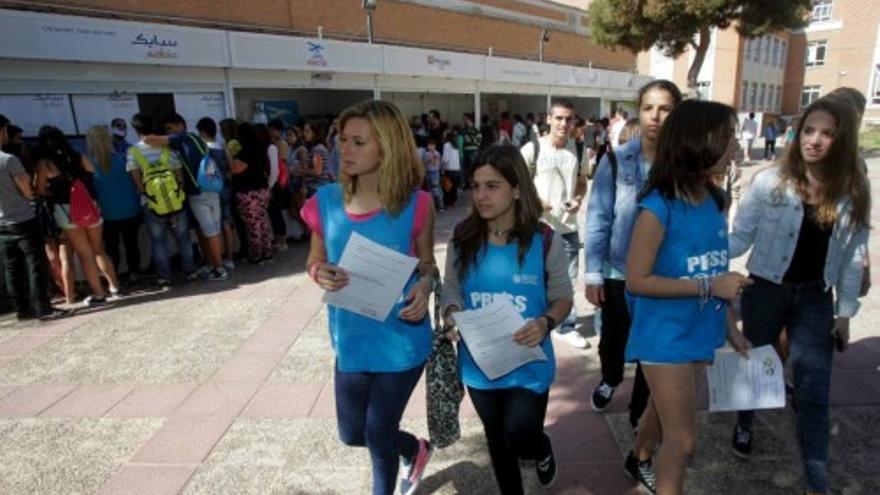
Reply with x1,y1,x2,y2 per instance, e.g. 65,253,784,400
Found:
736,276,834,493
335,364,423,495
558,231,579,330
143,207,195,280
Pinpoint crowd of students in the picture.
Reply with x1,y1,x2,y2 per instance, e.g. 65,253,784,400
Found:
304,82,870,495
0,110,340,317
0,79,870,495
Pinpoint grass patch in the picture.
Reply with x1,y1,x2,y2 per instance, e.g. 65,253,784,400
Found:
861,129,880,154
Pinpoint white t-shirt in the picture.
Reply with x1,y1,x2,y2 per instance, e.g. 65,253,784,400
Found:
609,119,626,148
741,118,758,140
442,143,461,172
267,144,279,188
520,136,588,234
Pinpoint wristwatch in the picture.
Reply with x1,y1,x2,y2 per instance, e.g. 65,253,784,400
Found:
541,314,557,331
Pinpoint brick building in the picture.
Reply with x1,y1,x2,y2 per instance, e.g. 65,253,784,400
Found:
0,0,648,137
637,0,880,131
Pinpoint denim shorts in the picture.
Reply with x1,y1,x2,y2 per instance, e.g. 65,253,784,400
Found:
53,203,102,231
219,187,233,223
188,192,221,237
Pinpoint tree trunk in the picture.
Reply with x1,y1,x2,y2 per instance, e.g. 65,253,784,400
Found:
687,25,712,98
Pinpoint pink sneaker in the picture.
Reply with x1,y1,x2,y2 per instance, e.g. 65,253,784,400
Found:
399,438,432,495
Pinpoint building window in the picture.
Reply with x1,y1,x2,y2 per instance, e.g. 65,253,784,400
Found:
801,85,821,108
750,82,758,110
780,40,787,68
754,37,763,62
811,0,833,22
872,65,880,105
775,86,782,111
805,40,827,67
772,38,780,67
759,83,767,110
763,36,771,64
741,82,749,110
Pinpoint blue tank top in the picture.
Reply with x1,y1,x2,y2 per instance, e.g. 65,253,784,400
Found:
459,233,555,393
625,190,729,363
92,152,141,221
317,183,432,372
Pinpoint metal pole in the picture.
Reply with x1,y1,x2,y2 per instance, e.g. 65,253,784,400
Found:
539,37,544,62
367,11,374,44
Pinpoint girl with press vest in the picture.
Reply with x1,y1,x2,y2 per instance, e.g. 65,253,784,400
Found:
301,100,436,495
35,126,119,306
624,101,751,495
728,96,870,495
583,81,682,493
441,145,573,494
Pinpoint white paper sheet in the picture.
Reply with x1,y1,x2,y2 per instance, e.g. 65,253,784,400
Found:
453,298,547,380
322,232,419,322
707,345,786,412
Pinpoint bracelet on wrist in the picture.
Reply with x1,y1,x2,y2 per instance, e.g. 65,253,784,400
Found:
541,314,557,331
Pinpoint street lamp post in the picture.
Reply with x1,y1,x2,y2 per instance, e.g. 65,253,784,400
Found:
363,0,377,44
539,29,550,62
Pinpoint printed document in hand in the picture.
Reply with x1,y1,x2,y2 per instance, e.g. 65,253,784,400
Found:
707,345,785,412
453,298,547,380
322,232,419,322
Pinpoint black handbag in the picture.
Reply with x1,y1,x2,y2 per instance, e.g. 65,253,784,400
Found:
31,198,60,241
425,271,464,449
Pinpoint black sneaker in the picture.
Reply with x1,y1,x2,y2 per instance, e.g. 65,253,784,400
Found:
83,295,107,307
731,424,752,459
623,451,656,494
591,381,616,411
535,432,558,488
37,308,69,321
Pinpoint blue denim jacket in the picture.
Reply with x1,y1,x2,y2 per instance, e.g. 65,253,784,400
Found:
584,139,648,285
730,166,869,318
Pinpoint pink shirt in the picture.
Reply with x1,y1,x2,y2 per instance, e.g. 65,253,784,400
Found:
301,190,432,255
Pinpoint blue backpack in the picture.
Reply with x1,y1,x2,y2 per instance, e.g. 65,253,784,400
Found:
184,134,224,193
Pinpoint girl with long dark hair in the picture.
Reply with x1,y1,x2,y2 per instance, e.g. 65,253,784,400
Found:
35,126,119,305
441,145,573,494
624,101,751,494
230,122,273,264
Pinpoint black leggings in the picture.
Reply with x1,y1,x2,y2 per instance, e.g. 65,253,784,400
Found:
268,185,288,239
468,386,550,495
599,279,650,426
102,214,142,275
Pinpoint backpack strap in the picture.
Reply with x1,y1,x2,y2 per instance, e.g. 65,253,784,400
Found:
538,221,555,289
187,133,208,156
128,146,150,171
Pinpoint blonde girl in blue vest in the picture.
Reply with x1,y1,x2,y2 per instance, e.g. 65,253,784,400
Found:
302,100,436,495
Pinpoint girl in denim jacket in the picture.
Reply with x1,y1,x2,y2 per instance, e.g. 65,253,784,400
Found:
728,96,870,495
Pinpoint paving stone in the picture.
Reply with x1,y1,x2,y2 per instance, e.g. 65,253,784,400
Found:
0,418,160,495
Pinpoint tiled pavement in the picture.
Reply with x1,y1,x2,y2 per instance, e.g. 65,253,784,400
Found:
0,160,879,494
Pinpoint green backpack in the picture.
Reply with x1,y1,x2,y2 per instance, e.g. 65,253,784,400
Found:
129,147,186,216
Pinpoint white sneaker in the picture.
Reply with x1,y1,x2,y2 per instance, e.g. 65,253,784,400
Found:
556,329,590,349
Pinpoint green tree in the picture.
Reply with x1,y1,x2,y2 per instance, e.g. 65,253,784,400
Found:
588,0,811,95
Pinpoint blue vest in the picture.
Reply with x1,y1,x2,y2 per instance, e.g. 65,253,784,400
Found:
459,233,555,393
317,184,432,372
625,190,729,363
